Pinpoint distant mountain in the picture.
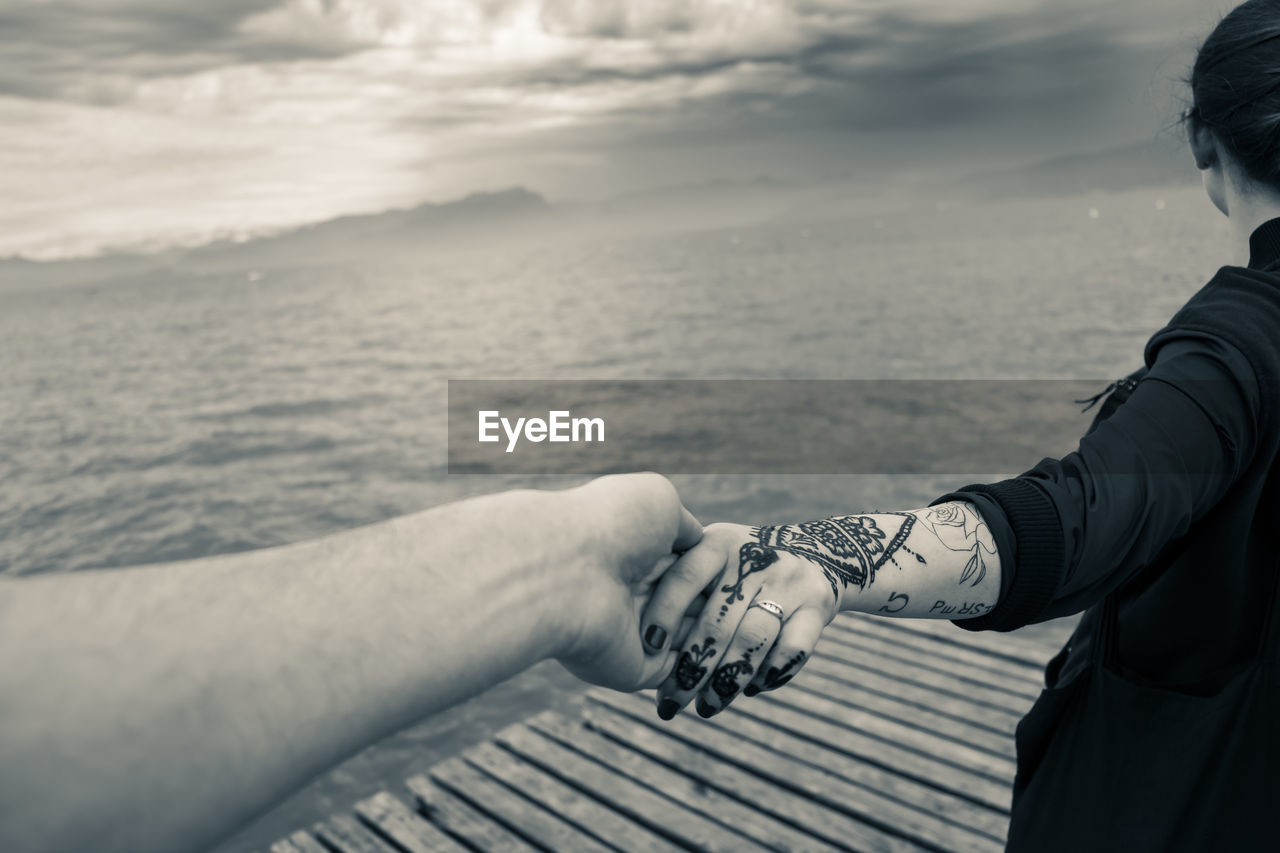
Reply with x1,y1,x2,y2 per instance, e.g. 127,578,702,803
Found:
952,140,1198,199
0,180,819,291
0,188,554,290
0,145,1206,292
184,187,551,272
0,251,175,291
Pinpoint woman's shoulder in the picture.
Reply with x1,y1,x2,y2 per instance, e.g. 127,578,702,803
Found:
1141,264,1280,437
1145,264,1280,381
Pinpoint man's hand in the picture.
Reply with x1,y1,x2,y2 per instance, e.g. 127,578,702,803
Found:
0,472,701,853
553,473,703,691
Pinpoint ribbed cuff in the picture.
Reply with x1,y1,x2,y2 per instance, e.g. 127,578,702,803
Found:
931,478,1064,632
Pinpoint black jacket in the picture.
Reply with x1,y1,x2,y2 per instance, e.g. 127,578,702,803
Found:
941,217,1280,690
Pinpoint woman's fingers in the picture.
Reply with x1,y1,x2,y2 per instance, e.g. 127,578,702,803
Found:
640,536,731,655
742,605,826,697
695,592,790,717
635,604,704,690
655,542,780,718
671,592,709,649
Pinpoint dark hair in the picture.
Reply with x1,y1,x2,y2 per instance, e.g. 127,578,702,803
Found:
1189,0,1280,189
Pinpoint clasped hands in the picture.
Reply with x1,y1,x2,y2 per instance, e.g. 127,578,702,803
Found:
555,472,842,721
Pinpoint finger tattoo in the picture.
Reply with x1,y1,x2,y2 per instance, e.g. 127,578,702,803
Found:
719,543,778,618
762,651,806,691
710,653,755,700
675,636,718,691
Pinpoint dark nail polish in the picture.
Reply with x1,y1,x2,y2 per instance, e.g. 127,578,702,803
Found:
764,675,793,692
657,699,681,720
644,624,668,651
743,684,760,697
696,698,718,718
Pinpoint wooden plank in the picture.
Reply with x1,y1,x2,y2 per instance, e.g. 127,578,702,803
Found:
827,619,1048,684
725,690,1014,809
615,686,1010,813
897,613,1075,652
312,814,398,853
405,774,540,852
816,629,1041,701
728,701,1011,835
590,690,1003,853
595,691,1005,853
797,660,1022,737
468,737,691,853
354,790,468,853
806,643,1036,714
269,832,329,853
430,755,613,853
748,691,1012,782
494,724,774,853
829,617,1049,678
769,679,1016,759
529,710,837,853
600,691,1011,838
581,696,917,853
841,614,1065,665
702,683,1014,785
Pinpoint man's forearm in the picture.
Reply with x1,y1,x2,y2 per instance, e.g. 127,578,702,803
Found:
0,488,583,853
752,501,1002,618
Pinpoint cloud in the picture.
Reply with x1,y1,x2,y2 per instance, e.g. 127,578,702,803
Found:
0,0,1206,134
0,0,1225,257
0,2,331,101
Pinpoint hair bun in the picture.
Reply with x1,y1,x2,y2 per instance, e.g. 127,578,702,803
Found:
1191,3,1280,188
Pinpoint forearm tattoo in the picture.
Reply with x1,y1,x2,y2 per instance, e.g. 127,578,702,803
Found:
752,513,923,602
917,502,997,588
746,502,996,607
877,591,910,613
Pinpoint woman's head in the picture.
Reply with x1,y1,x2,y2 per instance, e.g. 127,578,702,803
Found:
1188,1,1280,208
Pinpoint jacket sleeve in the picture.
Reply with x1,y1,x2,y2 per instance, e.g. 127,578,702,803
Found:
936,333,1263,632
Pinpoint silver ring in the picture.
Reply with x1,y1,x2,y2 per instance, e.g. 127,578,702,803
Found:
751,599,785,621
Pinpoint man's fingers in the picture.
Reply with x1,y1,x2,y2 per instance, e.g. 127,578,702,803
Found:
742,606,826,697
640,542,726,655
674,506,703,552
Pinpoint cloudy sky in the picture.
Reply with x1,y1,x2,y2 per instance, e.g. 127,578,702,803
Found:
0,0,1230,258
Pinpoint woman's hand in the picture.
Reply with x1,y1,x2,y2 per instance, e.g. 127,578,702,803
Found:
638,503,1004,718
639,522,840,719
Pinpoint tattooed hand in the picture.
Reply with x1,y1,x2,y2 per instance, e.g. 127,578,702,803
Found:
640,502,1000,720
643,523,841,720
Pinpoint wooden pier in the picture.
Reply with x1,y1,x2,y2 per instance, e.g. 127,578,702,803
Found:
268,613,1072,853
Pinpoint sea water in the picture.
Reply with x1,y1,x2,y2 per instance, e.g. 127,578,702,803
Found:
0,184,1225,577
